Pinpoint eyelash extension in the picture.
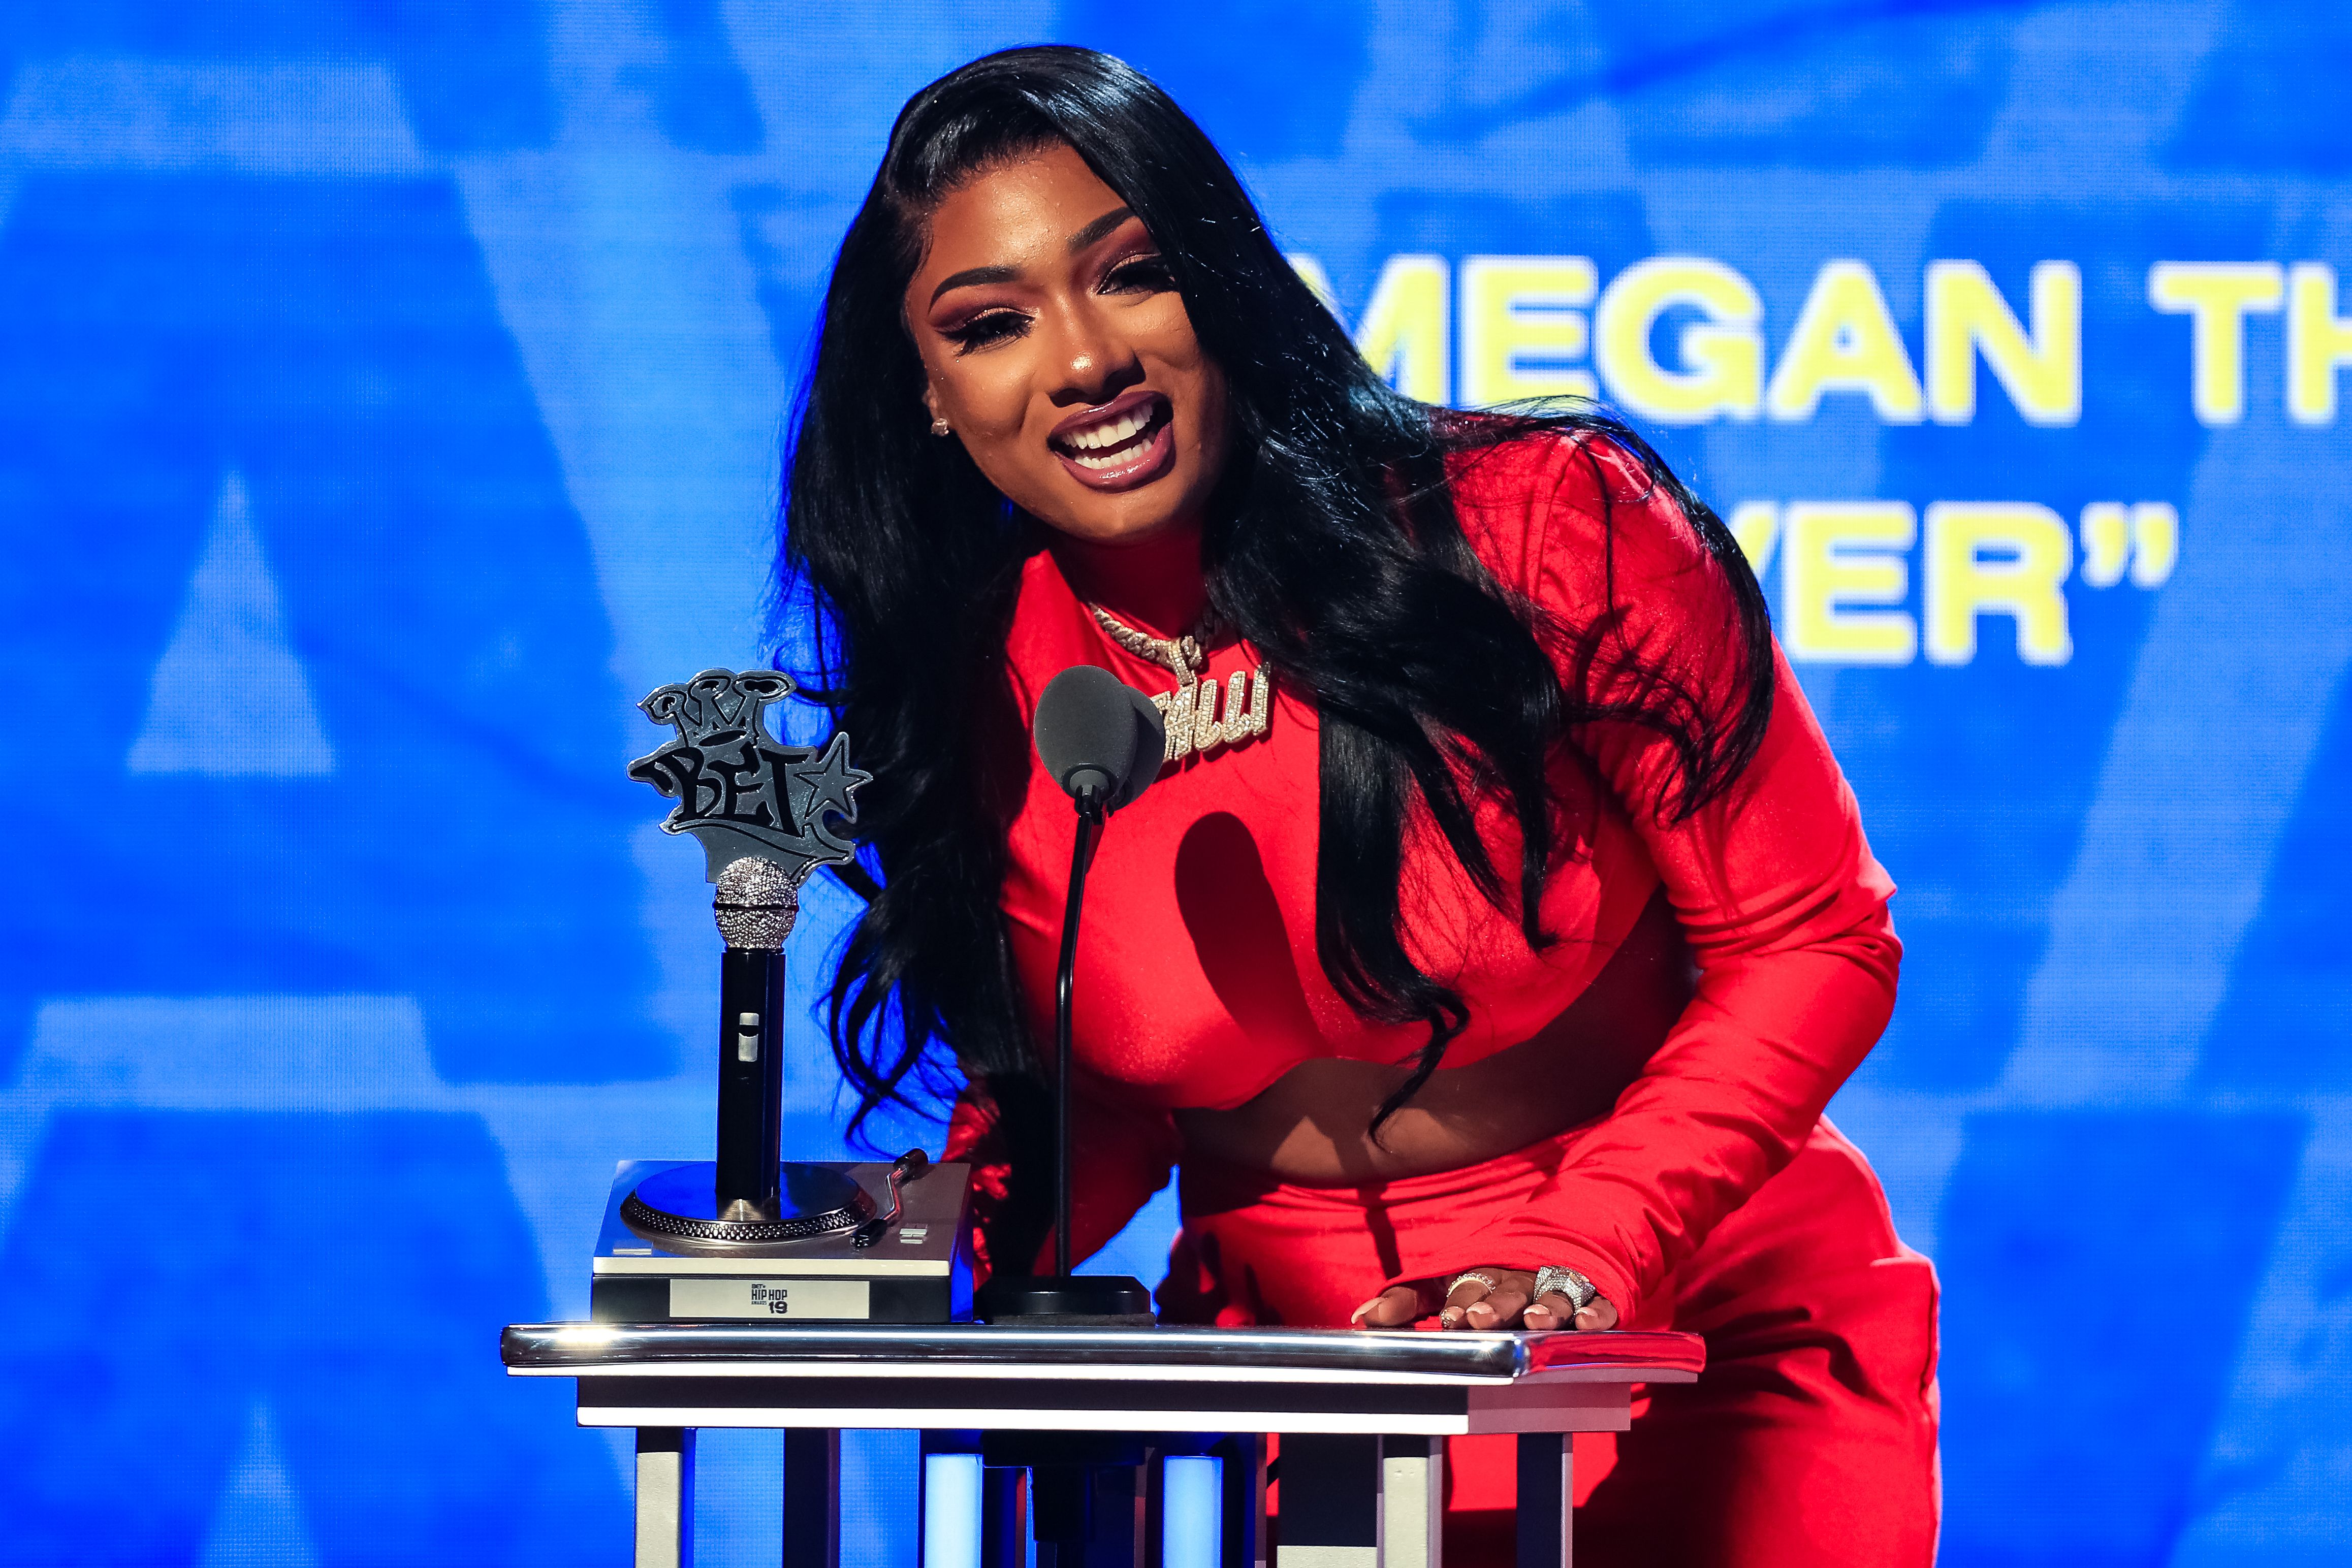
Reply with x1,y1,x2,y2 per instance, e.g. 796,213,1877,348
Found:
1103,254,1172,291
941,255,1172,353
946,311,1029,353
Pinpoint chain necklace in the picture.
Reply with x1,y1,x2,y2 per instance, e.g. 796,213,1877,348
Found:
1087,603,1273,763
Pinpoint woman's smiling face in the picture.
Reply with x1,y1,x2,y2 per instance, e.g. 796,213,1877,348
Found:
904,141,1230,546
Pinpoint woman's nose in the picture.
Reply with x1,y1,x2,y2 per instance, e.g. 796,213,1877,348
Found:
1046,303,1139,405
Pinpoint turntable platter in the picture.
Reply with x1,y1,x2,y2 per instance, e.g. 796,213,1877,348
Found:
621,1161,875,1250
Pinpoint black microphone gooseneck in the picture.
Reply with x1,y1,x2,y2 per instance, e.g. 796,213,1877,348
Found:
1054,779,1106,1276
974,663,1164,1324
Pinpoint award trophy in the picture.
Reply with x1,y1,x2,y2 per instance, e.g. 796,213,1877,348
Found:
586,669,971,1324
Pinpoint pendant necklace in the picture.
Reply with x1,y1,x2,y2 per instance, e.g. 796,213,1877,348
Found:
1087,603,1273,763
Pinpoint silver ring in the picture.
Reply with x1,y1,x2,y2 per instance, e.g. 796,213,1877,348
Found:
1531,1266,1598,1314
1446,1270,1504,1299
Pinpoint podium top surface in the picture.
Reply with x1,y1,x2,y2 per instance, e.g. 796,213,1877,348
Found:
501,1322,1703,1386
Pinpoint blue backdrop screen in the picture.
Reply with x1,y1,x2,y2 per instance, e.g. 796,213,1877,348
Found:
1,5,2346,1564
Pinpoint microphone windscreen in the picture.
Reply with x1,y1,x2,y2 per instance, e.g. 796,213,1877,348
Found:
1114,681,1167,809
1033,664,1167,810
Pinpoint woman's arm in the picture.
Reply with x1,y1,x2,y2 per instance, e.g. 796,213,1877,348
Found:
1458,655,1897,1319
1370,434,1900,1326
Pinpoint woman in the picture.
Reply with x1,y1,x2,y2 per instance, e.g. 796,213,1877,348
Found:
781,46,1938,1564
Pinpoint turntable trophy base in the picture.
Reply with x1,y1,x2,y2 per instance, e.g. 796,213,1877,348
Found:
590,1160,973,1325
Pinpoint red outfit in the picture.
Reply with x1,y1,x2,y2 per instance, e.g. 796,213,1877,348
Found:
946,433,1940,1563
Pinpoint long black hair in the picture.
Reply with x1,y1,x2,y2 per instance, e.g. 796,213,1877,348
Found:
777,47,1772,1164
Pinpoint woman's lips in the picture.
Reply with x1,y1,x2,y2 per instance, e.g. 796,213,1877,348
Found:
1050,392,1175,493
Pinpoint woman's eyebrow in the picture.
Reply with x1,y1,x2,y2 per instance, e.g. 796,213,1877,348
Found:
926,207,1137,304
1066,205,1136,252
930,264,1019,304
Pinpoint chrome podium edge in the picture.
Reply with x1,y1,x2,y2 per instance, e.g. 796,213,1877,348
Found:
500,1322,1704,1386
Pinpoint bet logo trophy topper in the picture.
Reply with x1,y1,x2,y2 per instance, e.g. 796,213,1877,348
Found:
618,669,926,1252
627,667,868,885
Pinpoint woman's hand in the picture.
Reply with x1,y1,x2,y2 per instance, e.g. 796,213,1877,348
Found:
1350,1268,1619,1332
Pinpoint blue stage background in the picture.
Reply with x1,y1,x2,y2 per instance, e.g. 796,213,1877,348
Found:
2,4,2346,1563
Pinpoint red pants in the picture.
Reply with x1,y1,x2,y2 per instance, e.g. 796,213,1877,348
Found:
1160,1119,1941,1567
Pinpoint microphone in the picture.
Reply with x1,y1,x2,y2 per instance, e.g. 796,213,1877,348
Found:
976,665,1166,1324
711,855,796,1221
1031,663,1165,811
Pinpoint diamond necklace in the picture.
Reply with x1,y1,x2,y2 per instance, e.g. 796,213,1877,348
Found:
1086,603,1273,762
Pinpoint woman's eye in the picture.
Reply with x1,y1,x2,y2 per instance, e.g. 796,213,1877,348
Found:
1103,256,1174,294
946,311,1029,353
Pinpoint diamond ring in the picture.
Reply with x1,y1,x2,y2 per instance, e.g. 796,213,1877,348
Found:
1530,1266,1598,1317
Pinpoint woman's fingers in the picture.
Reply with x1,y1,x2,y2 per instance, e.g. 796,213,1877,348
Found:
1354,1269,1614,1331
1462,1284,1531,1328
1350,1284,1431,1329
1440,1269,1536,1329
1520,1292,1578,1330
1437,1272,1487,1328
1521,1291,1620,1332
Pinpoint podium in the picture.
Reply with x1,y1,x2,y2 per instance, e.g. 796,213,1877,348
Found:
501,1321,1703,1567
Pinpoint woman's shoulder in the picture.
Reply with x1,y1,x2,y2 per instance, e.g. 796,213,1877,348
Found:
1442,421,1712,602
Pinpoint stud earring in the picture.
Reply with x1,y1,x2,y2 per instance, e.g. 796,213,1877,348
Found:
929,416,952,437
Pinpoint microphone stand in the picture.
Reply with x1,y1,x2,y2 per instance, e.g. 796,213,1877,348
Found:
974,776,1153,1324
1054,784,1103,1277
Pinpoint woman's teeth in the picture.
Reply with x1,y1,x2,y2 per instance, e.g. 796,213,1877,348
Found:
1063,405,1156,464
1070,408,1149,449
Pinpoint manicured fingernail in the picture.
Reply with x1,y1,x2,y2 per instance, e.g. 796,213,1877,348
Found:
1440,1307,1461,1327
1350,1298,1381,1324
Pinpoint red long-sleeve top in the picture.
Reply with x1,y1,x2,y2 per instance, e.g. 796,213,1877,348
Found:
945,432,1899,1319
